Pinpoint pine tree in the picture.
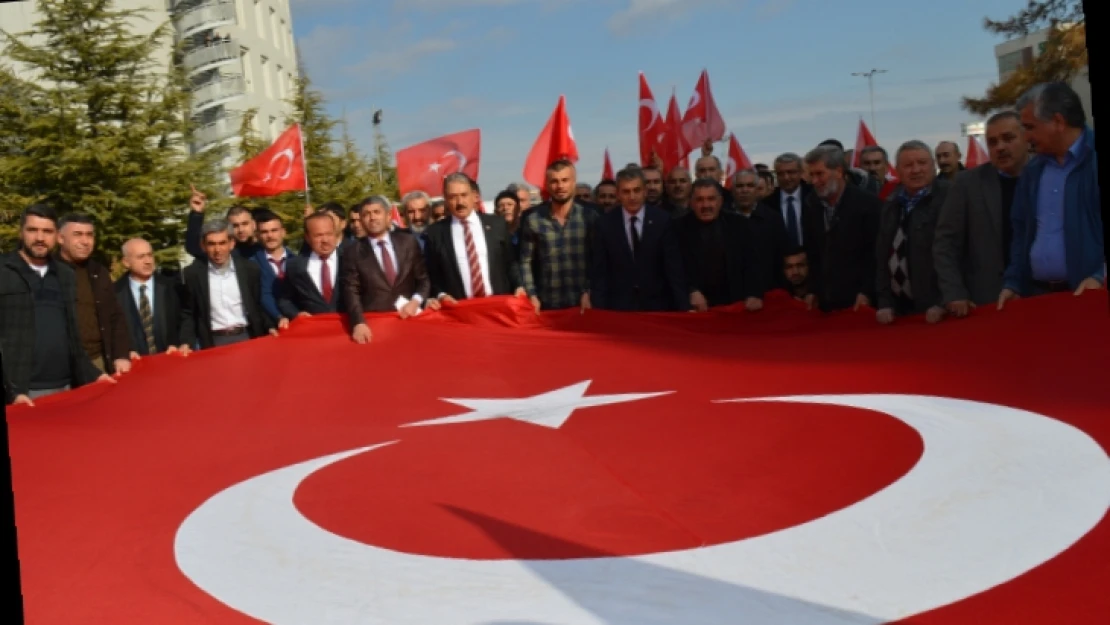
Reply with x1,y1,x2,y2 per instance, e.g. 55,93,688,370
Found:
963,0,1087,115
330,117,378,208
367,126,400,200
236,107,266,162
0,0,225,270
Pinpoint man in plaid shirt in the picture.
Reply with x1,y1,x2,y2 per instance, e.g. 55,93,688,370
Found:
518,159,599,312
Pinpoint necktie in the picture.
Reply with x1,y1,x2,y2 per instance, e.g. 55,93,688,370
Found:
378,241,397,285
462,218,485,298
785,196,799,247
268,257,284,279
630,215,641,257
319,254,333,302
138,284,156,354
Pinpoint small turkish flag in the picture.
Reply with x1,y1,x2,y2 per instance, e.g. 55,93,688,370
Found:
661,90,690,174
723,133,753,188
680,69,726,150
965,135,990,169
850,118,879,170
396,129,482,197
638,72,666,167
602,148,614,181
523,95,578,189
390,204,406,228
229,125,306,197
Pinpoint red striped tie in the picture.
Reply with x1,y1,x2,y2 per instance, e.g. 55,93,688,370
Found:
462,219,485,298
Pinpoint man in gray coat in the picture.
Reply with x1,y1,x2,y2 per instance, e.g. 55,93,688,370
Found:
933,111,1030,315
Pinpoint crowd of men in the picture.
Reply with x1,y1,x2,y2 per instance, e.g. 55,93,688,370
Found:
0,81,1103,406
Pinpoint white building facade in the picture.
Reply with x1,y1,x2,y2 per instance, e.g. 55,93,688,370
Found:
0,0,299,166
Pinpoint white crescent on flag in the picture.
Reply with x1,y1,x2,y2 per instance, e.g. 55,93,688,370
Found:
262,148,295,183
174,394,1110,624
640,98,661,129
441,149,468,174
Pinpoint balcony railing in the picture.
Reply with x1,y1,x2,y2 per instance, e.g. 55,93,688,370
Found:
193,114,241,149
192,75,246,111
183,40,238,75
176,0,237,38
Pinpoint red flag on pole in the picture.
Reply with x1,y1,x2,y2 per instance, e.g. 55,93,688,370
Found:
602,148,614,181
395,129,482,197
850,118,879,170
662,90,690,174
680,69,727,150
724,133,753,188
965,135,990,169
229,125,307,197
523,95,578,189
638,72,666,167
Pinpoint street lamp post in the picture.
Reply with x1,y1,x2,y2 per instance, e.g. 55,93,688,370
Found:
851,68,887,135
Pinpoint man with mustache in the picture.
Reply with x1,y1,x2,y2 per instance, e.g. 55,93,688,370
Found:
0,204,113,406
934,111,1031,315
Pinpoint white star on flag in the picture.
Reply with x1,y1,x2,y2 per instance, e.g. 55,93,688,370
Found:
428,162,442,173
401,380,672,429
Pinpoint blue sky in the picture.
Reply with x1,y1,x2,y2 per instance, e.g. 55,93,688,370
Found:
289,0,1030,194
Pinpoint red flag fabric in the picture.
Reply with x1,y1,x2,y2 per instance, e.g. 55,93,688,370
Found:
523,95,578,189
229,124,306,197
638,72,666,167
395,128,482,197
851,118,878,170
602,148,614,181
390,204,406,228
9,292,1110,624
662,90,690,174
680,69,727,150
965,135,990,169
723,133,754,188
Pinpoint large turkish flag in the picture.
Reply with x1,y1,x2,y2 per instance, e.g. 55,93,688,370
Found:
229,125,306,197
395,128,482,197
8,293,1110,624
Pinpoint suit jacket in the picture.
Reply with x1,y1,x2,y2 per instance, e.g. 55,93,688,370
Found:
933,164,1010,306
277,253,344,317
875,180,950,314
64,256,133,372
340,232,430,328
0,253,101,403
423,213,520,300
737,203,789,296
675,211,756,306
589,206,687,311
114,274,185,355
253,247,294,323
179,259,274,349
801,183,882,312
763,182,815,242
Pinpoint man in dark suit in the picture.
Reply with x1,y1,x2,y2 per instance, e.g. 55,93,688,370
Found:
730,168,789,296
180,218,277,349
766,152,814,250
875,141,950,324
589,166,687,311
800,145,882,312
250,210,295,325
115,238,189,356
340,195,431,344
934,111,1030,314
677,179,763,311
423,173,523,308
278,211,344,318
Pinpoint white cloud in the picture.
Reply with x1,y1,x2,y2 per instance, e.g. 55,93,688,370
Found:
606,0,735,35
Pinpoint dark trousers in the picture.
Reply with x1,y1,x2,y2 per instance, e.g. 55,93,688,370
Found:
211,330,249,348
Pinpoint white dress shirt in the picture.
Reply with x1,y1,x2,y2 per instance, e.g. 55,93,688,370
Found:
306,250,338,298
207,260,248,331
780,188,803,245
449,211,492,298
623,206,645,251
129,275,155,318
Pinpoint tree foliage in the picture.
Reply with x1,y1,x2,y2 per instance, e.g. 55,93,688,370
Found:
963,0,1087,115
0,0,225,270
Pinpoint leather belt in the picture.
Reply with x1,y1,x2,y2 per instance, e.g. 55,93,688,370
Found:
1032,280,1070,293
211,325,246,336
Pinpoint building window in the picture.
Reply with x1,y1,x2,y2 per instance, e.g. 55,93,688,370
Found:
240,47,253,92
270,8,279,51
997,47,1032,77
260,55,272,98
269,116,278,140
254,0,264,39
276,64,285,97
235,0,245,26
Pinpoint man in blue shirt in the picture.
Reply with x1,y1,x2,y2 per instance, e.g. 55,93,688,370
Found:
999,82,1103,308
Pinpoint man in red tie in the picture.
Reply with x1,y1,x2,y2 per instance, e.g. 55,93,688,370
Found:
339,196,430,344
423,173,524,309
276,211,342,319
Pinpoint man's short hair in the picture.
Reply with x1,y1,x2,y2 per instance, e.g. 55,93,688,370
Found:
641,165,661,177
803,145,848,172
200,218,231,242
818,138,845,151
357,195,392,213
1016,81,1087,128
858,145,889,162
732,169,758,184
614,167,643,186
896,140,935,165
773,152,803,168
986,110,1021,127
57,212,95,231
316,202,346,220
546,159,575,172
303,210,334,231
400,190,431,208
691,178,723,197
442,172,473,195
252,209,282,226
226,205,253,220
784,245,806,258
21,203,58,228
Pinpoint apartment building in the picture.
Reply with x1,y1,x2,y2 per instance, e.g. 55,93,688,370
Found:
994,25,1093,125
0,0,300,167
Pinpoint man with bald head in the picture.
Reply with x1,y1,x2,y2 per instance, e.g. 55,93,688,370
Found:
114,238,190,356
934,141,964,180
661,166,692,218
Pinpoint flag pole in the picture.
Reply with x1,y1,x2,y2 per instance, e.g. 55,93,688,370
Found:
298,124,312,209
